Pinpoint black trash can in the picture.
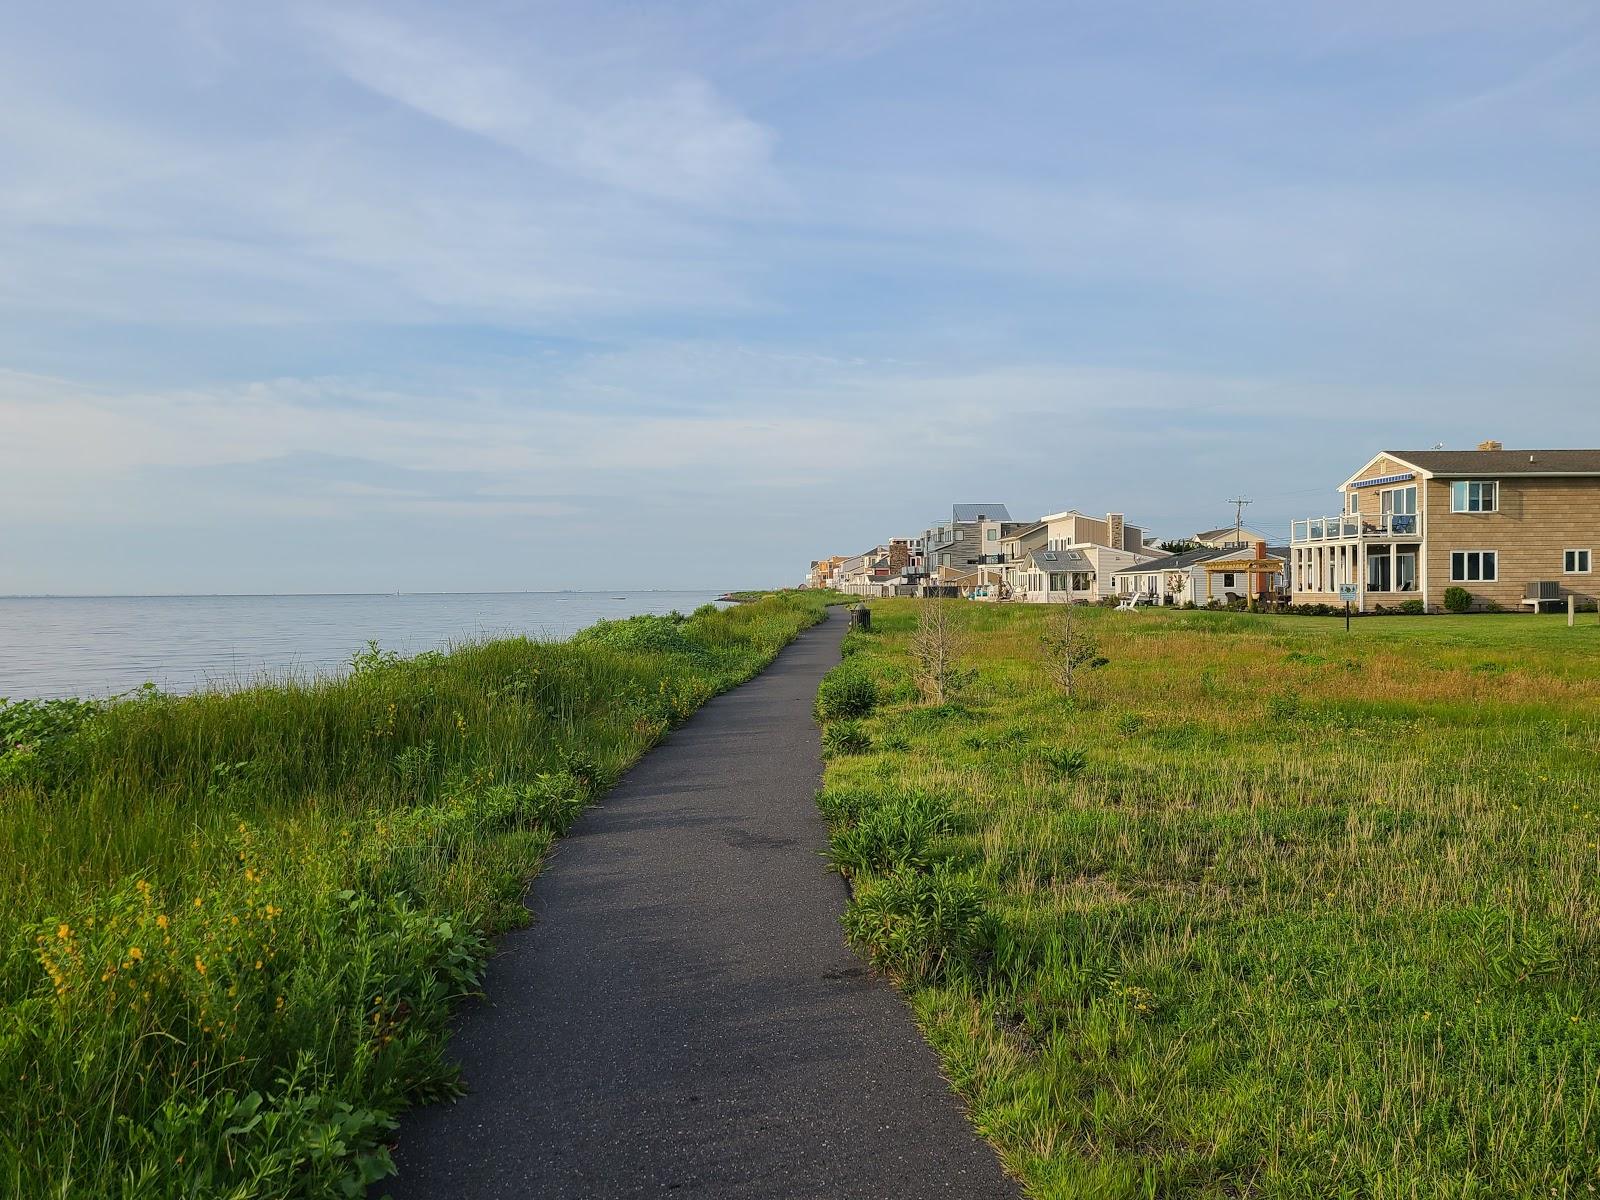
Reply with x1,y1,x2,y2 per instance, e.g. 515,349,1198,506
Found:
849,605,871,631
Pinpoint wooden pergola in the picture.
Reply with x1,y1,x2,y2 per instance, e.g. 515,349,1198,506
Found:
1202,553,1286,602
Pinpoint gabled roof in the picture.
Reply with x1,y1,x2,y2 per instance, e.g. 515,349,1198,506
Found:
1112,546,1238,574
952,502,1012,522
1381,449,1600,477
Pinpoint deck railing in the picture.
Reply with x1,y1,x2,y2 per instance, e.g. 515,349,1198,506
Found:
1292,513,1422,543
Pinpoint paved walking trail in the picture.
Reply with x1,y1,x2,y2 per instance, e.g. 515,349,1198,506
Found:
382,609,1017,1199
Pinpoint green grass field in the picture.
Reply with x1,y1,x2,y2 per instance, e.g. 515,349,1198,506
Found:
819,602,1600,1198
0,592,834,1198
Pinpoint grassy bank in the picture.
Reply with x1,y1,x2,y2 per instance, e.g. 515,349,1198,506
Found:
818,601,1600,1197
0,592,833,1197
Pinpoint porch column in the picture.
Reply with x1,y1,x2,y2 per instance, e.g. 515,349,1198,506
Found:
1390,543,1397,598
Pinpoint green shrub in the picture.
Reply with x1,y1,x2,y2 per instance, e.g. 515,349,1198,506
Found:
0,695,105,788
817,787,888,825
822,719,873,757
1444,586,1472,613
572,613,704,659
1266,693,1302,721
825,793,958,876
841,867,988,984
1399,598,1426,615
1034,745,1088,776
838,630,872,658
815,665,879,721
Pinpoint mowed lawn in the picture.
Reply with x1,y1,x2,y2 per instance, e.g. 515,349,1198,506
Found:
820,602,1600,1198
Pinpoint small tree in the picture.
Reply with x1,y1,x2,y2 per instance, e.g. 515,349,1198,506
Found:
1041,601,1105,697
1164,571,1187,606
910,600,967,704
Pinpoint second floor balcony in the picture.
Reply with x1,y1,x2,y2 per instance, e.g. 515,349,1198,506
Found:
1292,512,1422,543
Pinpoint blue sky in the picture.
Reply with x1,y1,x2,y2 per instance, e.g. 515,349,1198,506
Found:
2,1,1597,592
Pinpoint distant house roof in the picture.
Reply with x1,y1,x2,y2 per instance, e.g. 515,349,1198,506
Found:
1195,526,1268,544
1001,521,1046,541
1383,449,1600,477
1113,546,1236,575
952,503,1012,522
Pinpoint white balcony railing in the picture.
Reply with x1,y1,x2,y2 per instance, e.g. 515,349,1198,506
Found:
1292,513,1422,543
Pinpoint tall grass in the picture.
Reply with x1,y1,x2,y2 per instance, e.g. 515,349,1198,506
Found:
0,592,832,1197
819,602,1600,1197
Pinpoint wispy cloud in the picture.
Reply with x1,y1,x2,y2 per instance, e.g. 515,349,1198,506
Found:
302,6,780,207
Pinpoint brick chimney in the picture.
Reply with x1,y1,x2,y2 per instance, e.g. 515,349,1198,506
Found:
1478,439,1503,451
1254,540,1267,559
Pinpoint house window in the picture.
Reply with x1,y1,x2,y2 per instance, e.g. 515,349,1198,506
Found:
1382,486,1417,515
1450,481,1498,513
1222,573,1236,588
1450,550,1498,582
1565,549,1592,574
986,528,997,541
1349,492,1359,513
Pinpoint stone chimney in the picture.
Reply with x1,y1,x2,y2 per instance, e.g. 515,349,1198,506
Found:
1478,439,1503,452
1106,513,1124,550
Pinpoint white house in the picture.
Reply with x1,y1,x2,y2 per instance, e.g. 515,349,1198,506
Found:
1112,543,1289,606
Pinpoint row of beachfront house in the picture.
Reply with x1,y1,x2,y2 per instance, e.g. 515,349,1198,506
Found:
809,503,1289,608
809,442,1600,613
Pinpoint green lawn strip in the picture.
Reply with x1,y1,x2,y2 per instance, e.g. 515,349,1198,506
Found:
816,600,1600,1198
0,591,833,1197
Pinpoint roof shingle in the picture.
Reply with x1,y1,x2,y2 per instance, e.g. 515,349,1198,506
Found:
1386,449,1600,476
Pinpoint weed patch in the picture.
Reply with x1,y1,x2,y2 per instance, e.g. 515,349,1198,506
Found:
815,599,1600,1195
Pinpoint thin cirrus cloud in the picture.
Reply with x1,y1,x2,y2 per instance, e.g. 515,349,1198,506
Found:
0,0,1597,592
302,6,781,208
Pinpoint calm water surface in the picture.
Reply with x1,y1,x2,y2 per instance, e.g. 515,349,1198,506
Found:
0,592,725,700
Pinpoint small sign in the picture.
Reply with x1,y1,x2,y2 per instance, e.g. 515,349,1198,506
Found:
1339,584,1359,603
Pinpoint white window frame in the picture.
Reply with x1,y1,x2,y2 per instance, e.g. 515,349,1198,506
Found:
1450,480,1498,513
1565,549,1592,574
1450,550,1498,582
1381,485,1417,516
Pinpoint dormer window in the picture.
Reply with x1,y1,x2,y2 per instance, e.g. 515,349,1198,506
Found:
1450,481,1498,513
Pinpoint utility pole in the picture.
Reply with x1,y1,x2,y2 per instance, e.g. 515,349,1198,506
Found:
1226,497,1252,548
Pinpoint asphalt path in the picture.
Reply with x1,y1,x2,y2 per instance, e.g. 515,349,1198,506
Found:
381,608,1018,1199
